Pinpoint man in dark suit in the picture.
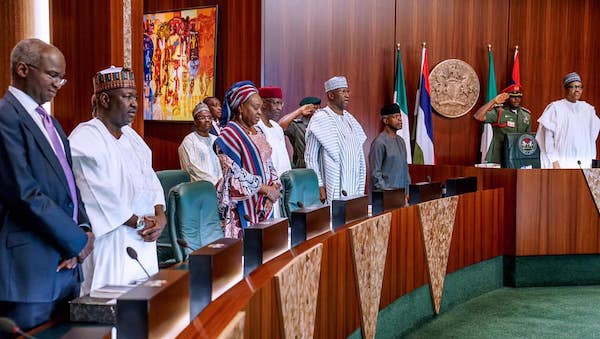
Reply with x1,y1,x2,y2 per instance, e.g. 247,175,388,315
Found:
0,39,94,333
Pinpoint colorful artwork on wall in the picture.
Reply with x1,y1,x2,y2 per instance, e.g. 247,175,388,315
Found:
143,6,218,121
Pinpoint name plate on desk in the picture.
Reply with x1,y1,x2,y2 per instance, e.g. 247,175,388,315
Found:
117,269,189,339
331,194,368,229
408,182,442,205
290,204,330,248
189,238,243,319
371,188,406,215
445,176,477,196
244,217,289,275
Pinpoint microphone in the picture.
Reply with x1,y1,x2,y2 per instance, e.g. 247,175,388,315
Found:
259,210,268,222
126,246,151,279
297,201,304,208
341,190,348,197
577,160,582,168
243,214,252,223
0,317,35,339
177,239,198,252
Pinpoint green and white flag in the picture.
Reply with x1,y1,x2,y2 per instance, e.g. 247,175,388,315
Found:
394,45,412,163
480,46,497,163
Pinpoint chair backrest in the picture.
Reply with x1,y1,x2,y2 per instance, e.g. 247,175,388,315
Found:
280,168,321,217
503,132,541,169
156,170,190,265
168,181,224,261
156,170,191,203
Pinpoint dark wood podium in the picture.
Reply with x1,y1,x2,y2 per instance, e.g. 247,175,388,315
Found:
243,217,289,274
371,188,405,215
117,269,189,339
188,238,243,319
408,181,442,205
289,204,330,247
331,194,368,228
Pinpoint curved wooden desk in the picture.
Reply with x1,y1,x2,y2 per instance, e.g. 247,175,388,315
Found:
178,188,504,338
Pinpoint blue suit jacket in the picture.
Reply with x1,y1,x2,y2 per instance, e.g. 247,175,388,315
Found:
0,91,89,303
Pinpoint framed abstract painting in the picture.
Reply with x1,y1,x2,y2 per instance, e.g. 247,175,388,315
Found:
143,6,218,121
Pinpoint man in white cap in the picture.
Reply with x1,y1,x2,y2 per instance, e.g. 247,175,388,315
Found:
305,76,367,203
69,66,166,294
178,102,223,185
536,72,600,168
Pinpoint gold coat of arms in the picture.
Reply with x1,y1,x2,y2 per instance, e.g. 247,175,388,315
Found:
429,59,480,118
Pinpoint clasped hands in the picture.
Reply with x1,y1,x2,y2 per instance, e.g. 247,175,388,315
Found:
260,182,281,202
136,213,167,243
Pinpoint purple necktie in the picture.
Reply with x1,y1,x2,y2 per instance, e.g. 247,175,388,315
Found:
36,106,78,223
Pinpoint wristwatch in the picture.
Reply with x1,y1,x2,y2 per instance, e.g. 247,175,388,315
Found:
135,216,146,231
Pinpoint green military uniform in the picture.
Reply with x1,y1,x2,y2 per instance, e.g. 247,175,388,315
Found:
484,106,531,163
285,117,309,168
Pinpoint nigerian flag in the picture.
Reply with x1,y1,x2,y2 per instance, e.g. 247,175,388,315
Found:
480,46,497,163
394,45,412,163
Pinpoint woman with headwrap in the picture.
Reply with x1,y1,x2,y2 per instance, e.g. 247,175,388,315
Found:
215,81,281,238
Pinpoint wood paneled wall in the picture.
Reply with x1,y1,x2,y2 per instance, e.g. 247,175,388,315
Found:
509,0,600,129
0,0,36,93
515,170,600,255
263,0,600,167
50,0,145,134
408,164,517,254
263,0,396,153
143,0,261,170
7,0,599,169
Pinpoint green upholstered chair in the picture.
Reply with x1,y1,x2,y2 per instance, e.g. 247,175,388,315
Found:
280,168,322,217
503,132,541,169
168,181,224,262
156,170,190,267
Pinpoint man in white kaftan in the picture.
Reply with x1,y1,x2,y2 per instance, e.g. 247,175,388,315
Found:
256,87,292,217
305,76,367,204
70,67,166,294
536,72,600,168
178,102,223,185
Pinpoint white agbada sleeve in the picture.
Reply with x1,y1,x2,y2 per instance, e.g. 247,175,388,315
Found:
122,126,165,209
70,122,134,237
535,102,560,167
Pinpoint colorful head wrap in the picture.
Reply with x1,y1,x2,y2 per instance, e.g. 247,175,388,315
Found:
93,66,135,94
563,72,582,88
220,80,258,127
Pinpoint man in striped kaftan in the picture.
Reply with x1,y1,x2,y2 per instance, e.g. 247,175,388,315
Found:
305,76,367,204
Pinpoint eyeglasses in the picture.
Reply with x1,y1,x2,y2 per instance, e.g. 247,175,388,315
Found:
27,64,67,87
567,85,583,90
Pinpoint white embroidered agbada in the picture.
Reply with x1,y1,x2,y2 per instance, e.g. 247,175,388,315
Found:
256,119,291,217
69,118,165,294
305,106,367,203
535,99,600,168
178,132,223,185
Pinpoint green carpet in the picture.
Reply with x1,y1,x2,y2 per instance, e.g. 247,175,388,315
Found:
406,286,600,338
